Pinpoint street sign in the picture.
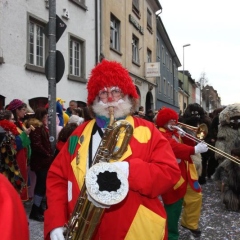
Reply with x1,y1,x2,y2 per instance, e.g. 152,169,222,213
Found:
44,15,67,43
45,50,65,83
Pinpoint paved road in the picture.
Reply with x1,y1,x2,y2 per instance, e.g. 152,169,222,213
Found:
25,179,240,240
24,201,44,240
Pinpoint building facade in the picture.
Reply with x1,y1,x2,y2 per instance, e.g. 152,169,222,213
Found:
156,16,181,112
0,0,100,109
100,0,162,112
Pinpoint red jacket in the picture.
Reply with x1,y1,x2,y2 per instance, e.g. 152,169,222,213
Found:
0,174,29,240
160,127,201,205
44,116,181,240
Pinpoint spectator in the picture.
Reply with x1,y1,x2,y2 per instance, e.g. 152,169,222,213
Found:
68,115,84,126
66,100,78,117
72,108,84,117
7,99,32,201
25,107,53,222
144,109,154,122
54,123,78,157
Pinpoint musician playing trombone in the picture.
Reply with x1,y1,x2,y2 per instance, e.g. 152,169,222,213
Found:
155,108,208,239
44,60,181,240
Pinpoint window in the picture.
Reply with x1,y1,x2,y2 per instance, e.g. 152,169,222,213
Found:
147,9,152,31
132,35,139,64
147,48,152,63
69,0,87,11
175,90,178,104
167,82,170,97
26,15,47,73
132,0,140,17
157,76,161,93
162,46,165,65
110,14,120,52
175,66,178,79
157,37,160,60
170,58,172,73
69,34,86,82
163,78,166,95
166,52,169,69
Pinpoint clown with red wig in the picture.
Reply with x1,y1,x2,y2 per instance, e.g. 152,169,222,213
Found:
155,107,208,239
44,60,181,240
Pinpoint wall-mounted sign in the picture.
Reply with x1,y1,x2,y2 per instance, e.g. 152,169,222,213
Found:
145,62,160,77
129,14,144,35
134,78,142,86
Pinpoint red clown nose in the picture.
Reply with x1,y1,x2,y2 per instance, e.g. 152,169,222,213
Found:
108,97,113,102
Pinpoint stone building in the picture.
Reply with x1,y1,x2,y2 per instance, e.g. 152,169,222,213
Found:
0,0,99,109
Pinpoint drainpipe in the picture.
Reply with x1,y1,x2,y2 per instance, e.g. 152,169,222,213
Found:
95,0,99,64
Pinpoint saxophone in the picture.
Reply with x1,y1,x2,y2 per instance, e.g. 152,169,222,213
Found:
64,107,133,240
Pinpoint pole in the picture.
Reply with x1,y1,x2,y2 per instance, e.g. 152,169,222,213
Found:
182,44,190,109
48,0,57,153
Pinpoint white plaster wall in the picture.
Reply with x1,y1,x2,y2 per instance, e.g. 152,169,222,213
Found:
0,0,97,107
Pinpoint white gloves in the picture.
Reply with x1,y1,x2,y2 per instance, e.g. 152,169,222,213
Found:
111,161,129,178
177,129,186,137
50,227,65,240
194,142,208,154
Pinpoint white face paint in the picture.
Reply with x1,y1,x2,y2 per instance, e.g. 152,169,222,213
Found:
92,95,132,119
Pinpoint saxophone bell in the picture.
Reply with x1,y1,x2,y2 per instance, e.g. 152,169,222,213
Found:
85,162,129,206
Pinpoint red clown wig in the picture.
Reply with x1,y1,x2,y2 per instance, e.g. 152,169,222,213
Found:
87,60,139,105
156,107,178,128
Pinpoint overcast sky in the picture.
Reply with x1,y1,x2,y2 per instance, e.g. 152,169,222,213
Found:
158,0,240,106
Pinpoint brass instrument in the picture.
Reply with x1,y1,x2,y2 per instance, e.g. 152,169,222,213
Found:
177,122,208,140
171,123,240,165
64,107,133,240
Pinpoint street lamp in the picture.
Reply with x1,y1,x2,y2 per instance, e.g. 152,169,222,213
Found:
182,44,190,107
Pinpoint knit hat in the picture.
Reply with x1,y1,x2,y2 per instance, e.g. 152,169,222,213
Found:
7,99,24,111
87,60,139,105
156,107,178,127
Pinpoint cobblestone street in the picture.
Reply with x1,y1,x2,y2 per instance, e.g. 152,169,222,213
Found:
25,179,240,240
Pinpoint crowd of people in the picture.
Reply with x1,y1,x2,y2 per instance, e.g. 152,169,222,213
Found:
0,60,240,240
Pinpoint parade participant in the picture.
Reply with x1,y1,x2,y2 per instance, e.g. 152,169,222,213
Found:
156,107,208,239
180,103,212,184
7,99,32,201
213,103,240,211
45,98,69,127
56,98,69,126
0,110,25,192
44,60,181,240
0,173,29,239
207,107,225,179
25,108,53,222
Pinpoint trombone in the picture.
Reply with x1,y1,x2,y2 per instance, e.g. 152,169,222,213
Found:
171,122,240,165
